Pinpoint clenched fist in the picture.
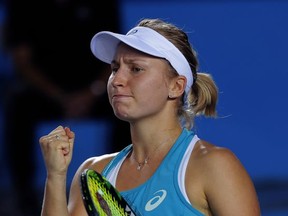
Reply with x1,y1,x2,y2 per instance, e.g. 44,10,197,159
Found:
39,126,75,177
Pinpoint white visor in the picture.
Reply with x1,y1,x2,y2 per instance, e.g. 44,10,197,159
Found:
90,26,193,94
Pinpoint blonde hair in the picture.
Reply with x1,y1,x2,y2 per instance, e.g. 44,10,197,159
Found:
138,18,218,129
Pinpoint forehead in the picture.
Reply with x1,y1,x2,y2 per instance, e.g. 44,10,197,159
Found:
113,43,173,69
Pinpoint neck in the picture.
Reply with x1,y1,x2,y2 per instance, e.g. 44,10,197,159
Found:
130,116,182,143
129,125,182,171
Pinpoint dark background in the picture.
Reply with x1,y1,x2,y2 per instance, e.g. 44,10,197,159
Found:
1,0,288,215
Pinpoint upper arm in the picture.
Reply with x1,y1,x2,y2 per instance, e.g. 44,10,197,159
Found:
203,148,261,216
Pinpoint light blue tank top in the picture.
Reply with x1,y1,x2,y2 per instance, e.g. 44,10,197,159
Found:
102,128,204,216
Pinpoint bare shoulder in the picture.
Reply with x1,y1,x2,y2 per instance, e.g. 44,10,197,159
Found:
192,139,240,169
190,139,251,185
70,152,118,188
187,139,247,195
79,152,119,173
187,139,260,215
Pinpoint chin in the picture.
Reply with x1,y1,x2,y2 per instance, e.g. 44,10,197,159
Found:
114,111,130,121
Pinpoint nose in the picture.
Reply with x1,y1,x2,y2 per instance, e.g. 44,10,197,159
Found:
110,66,127,88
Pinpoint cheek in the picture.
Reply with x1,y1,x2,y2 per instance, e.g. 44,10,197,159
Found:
135,79,168,105
143,77,168,96
107,81,113,103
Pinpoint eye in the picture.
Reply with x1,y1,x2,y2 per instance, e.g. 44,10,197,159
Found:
111,65,119,74
131,66,143,73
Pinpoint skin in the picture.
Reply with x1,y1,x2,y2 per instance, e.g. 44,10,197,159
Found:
39,43,261,216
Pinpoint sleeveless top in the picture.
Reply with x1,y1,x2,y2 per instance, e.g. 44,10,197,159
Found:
102,128,204,216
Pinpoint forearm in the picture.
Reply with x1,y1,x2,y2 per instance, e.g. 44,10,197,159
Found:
41,176,69,216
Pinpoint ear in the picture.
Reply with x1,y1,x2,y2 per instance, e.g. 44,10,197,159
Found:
168,75,186,99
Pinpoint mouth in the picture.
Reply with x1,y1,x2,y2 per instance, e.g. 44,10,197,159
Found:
111,94,131,101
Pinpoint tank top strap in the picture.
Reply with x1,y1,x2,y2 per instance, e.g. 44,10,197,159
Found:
102,144,133,176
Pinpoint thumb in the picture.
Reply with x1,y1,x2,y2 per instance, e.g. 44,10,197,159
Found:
65,126,75,153
65,126,75,139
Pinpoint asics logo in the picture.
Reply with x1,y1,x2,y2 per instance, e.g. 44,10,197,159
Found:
145,190,167,211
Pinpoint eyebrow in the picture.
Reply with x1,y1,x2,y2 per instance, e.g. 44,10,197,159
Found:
111,56,151,65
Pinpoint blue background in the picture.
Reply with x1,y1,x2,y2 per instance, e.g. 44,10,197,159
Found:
1,0,288,215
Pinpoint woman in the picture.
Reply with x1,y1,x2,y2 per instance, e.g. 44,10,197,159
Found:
39,18,261,216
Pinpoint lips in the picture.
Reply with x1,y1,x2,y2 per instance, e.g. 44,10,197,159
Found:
111,94,131,101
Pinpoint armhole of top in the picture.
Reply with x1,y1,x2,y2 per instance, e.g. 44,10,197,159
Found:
104,145,132,186
105,156,126,186
178,135,199,203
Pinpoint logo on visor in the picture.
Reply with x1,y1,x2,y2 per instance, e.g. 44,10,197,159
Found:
127,29,138,35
